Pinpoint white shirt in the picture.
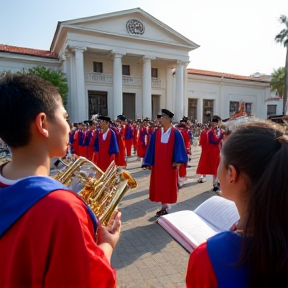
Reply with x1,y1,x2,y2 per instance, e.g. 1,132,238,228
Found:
161,127,172,143
102,129,109,140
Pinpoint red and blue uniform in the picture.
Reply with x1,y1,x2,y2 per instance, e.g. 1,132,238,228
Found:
143,127,188,203
186,231,249,288
124,123,133,156
0,175,117,288
93,128,119,172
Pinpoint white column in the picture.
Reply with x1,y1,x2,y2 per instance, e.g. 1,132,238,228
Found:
183,63,189,117
166,68,173,111
72,46,87,123
175,61,185,122
198,98,203,123
62,52,71,116
112,51,125,120
142,56,154,119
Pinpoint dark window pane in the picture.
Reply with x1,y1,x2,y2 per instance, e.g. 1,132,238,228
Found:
151,68,158,78
122,65,130,75
93,62,103,73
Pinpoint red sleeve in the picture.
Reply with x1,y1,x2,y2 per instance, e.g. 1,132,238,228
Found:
186,243,217,288
43,190,116,288
0,189,116,288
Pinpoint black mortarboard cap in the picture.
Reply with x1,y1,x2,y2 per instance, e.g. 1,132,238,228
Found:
212,115,222,121
157,114,162,119
98,115,111,123
161,109,174,118
211,118,219,123
117,115,127,121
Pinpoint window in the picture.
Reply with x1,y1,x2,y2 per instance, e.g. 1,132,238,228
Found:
188,98,197,120
267,105,277,117
151,68,158,78
122,65,130,75
245,103,252,114
93,62,103,73
229,101,239,117
229,101,252,117
203,100,214,123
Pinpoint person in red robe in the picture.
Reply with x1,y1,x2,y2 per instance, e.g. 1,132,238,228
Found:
72,123,82,155
187,121,288,287
92,116,119,172
142,109,188,216
110,120,126,167
136,121,148,159
196,125,210,183
123,120,133,157
0,73,121,287
197,118,223,191
78,123,88,158
177,119,191,186
87,121,96,161
132,122,138,155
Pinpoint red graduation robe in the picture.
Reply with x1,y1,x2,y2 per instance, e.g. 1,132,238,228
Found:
93,129,117,172
144,127,188,204
0,181,116,288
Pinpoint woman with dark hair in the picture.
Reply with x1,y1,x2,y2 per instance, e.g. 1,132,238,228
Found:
186,120,288,288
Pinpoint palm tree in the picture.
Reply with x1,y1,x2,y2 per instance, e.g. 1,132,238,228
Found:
275,15,288,114
270,67,285,97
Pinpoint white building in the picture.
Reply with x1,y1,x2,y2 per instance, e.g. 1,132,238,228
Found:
0,8,283,123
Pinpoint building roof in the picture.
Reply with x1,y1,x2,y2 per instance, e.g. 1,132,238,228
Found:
187,68,269,83
0,44,58,59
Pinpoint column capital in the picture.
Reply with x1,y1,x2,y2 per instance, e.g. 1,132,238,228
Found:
71,46,87,53
111,51,126,59
142,55,156,62
177,60,189,67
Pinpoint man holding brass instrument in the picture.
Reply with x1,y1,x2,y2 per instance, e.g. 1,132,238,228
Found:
0,73,121,287
142,109,188,216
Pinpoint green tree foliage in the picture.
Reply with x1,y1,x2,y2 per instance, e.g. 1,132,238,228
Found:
26,66,68,107
275,15,288,114
270,67,285,97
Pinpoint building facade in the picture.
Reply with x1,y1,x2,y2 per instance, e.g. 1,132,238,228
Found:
0,8,283,123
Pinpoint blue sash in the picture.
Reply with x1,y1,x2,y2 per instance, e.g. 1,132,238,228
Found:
0,176,97,238
207,231,250,288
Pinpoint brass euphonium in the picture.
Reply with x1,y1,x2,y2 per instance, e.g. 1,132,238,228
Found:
53,157,137,226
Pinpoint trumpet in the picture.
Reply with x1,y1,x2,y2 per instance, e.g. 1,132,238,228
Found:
53,157,137,226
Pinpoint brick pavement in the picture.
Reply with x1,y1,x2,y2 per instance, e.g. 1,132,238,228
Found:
112,146,216,288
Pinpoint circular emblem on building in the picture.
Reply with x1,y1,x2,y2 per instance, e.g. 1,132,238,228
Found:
126,19,145,35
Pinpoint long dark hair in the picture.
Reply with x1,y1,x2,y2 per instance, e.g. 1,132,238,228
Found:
222,121,288,287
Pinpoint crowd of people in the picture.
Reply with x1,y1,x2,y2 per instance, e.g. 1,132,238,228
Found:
0,72,288,287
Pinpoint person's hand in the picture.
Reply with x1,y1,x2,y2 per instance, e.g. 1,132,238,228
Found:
96,211,121,249
172,163,181,169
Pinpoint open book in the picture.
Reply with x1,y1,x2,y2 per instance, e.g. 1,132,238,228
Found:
157,196,240,253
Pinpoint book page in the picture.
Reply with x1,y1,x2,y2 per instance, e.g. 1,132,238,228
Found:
194,196,239,232
158,210,218,250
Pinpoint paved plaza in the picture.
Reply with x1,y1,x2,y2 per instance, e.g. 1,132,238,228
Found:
112,146,216,288
0,146,216,288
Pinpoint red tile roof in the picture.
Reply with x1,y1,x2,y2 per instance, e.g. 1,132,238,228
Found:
0,44,58,59
187,68,269,83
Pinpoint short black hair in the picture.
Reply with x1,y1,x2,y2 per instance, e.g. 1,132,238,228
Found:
0,72,61,148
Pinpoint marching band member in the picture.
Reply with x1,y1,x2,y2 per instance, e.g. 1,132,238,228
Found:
92,116,119,172
0,73,121,287
142,109,188,216
186,120,288,287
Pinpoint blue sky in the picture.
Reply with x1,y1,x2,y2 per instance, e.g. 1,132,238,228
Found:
0,0,287,76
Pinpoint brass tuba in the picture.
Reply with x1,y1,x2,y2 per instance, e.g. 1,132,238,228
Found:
53,157,137,226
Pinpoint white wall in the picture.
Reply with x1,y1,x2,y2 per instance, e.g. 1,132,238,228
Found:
187,74,271,121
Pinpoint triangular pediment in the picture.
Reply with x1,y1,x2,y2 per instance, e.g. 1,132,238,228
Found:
52,8,199,51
